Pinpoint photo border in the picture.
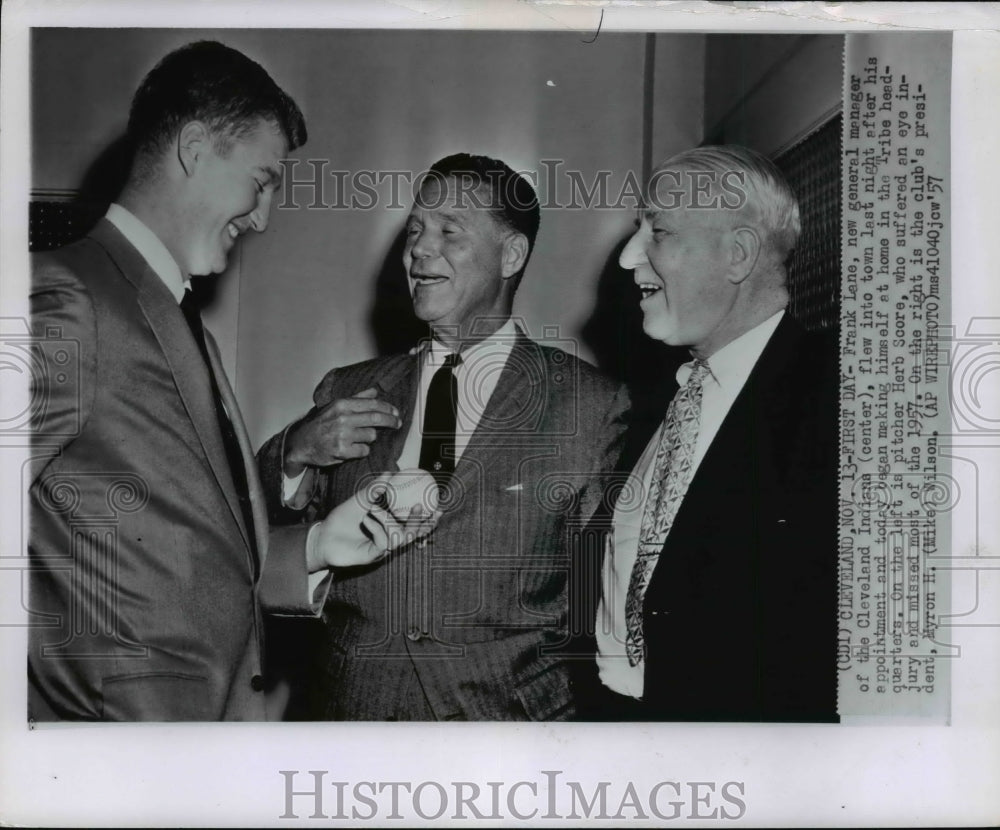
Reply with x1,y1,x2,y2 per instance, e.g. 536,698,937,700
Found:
2,2,998,826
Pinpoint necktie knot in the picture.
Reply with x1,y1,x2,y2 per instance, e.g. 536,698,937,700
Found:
684,359,710,388
180,288,205,338
180,287,198,315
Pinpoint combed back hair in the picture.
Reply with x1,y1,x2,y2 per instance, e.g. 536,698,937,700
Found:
652,144,801,262
127,41,307,179
423,153,541,280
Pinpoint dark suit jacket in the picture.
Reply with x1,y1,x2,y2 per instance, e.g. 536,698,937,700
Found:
28,219,316,721
258,331,629,720
576,314,840,722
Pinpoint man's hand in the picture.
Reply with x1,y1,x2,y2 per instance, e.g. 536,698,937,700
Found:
284,387,401,477
307,469,442,571
362,469,442,554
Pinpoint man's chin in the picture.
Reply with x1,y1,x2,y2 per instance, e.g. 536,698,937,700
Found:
411,301,443,325
186,258,227,278
200,259,230,277
641,312,676,344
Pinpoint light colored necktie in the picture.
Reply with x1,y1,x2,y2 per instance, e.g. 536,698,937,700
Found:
625,359,710,666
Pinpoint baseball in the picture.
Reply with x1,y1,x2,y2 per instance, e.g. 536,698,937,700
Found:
373,468,440,521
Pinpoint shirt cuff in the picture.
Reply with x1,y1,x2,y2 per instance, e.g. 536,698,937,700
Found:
279,423,316,509
305,523,331,606
283,468,307,503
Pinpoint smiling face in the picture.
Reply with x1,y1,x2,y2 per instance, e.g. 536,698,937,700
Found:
619,197,741,358
402,176,523,340
181,119,286,276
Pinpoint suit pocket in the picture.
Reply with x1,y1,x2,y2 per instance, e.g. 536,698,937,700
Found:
514,662,573,722
100,672,210,721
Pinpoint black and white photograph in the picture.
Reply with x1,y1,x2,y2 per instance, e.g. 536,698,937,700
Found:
1,1,998,826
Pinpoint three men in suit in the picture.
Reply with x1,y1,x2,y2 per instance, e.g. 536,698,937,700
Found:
28,41,414,721
581,145,839,722
258,154,629,720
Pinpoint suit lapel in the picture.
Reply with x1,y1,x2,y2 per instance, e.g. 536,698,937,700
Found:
452,330,544,488
206,332,263,563
667,314,803,541
89,220,251,556
368,353,419,475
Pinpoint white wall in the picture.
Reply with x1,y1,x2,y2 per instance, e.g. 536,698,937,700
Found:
704,34,843,156
31,29,705,446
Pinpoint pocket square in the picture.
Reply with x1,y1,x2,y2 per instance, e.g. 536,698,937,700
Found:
505,484,524,492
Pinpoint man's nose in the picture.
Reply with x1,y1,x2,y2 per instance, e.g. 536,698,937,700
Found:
618,229,648,270
409,229,436,259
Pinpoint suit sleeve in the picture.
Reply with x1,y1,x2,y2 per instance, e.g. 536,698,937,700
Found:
29,257,97,484
576,380,631,526
255,367,359,615
257,424,314,524
761,333,841,720
257,523,329,616
566,378,630,669
255,366,344,525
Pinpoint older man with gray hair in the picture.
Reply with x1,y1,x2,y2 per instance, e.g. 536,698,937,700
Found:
578,144,839,722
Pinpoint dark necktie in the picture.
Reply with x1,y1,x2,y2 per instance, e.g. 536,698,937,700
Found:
180,289,258,569
418,352,461,488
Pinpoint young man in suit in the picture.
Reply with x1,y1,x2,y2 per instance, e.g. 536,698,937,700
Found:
257,154,629,720
580,145,839,722
29,41,409,721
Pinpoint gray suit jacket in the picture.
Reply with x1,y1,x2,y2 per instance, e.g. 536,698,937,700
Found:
258,331,628,720
29,219,316,721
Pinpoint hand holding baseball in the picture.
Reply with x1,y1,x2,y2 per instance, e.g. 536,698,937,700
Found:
308,468,441,570
362,468,441,552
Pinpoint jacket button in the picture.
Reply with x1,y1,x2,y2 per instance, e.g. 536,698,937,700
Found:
406,627,423,642
251,674,265,692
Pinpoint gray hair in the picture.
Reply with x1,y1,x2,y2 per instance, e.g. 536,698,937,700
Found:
649,144,801,262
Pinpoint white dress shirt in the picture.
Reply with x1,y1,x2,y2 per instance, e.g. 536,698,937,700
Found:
105,203,188,301
398,317,518,468
596,310,785,698
106,205,241,422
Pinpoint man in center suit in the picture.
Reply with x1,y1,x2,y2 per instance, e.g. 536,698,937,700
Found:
258,153,630,720
576,144,839,722
28,42,413,722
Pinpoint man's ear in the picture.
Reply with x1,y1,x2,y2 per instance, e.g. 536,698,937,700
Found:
500,232,529,281
177,121,210,177
728,226,761,284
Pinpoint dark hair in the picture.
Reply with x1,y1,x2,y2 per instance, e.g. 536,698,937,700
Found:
425,153,540,277
127,41,307,169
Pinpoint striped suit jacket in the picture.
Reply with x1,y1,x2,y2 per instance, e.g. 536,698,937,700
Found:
258,331,628,720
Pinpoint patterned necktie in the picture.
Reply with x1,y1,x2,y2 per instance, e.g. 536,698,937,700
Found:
418,351,462,488
180,289,258,571
624,359,710,666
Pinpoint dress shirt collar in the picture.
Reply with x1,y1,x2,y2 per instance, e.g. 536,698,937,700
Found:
105,203,189,304
422,318,519,369
676,309,785,388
